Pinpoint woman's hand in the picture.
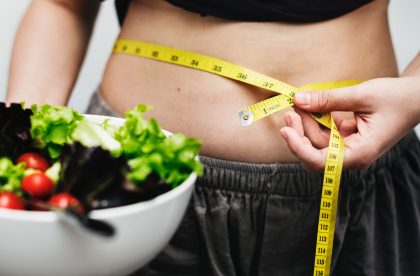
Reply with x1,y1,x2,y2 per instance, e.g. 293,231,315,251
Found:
280,77,420,171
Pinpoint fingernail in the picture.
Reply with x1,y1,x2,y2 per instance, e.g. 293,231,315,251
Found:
280,128,288,139
295,92,311,106
284,113,291,126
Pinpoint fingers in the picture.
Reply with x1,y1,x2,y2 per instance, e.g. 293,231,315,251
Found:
332,113,357,137
294,85,366,113
280,126,327,171
337,119,357,137
282,107,381,171
284,111,304,136
286,109,357,148
294,109,330,148
284,111,313,145
342,133,379,170
281,127,377,172
280,123,379,171
282,112,373,171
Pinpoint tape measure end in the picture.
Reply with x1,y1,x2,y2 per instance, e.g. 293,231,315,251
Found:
237,110,253,127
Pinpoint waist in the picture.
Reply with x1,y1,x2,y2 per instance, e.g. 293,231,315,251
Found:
100,0,397,163
197,131,420,195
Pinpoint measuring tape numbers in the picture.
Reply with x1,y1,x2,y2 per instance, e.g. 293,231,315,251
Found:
114,39,361,276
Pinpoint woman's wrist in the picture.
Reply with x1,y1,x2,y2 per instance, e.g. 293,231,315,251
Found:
400,52,420,123
400,76,420,127
415,79,420,124
405,76,420,125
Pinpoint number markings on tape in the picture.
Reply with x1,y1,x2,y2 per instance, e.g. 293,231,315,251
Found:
114,39,358,276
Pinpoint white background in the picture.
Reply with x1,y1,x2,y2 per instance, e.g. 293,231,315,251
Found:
0,0,419,136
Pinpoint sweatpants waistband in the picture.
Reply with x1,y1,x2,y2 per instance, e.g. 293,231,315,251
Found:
198,132,419,196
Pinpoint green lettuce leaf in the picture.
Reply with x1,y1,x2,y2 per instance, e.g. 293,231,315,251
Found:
30,104,122,158
0,157,26,195
116,104,203,188
72,120,122,156
30,104,84,159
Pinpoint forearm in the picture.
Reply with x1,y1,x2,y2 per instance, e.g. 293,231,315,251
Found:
401,52,420,77
401,52,420,124
6,0,99,106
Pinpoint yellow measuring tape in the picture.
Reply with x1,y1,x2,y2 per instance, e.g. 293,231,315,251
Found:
114,39,361,276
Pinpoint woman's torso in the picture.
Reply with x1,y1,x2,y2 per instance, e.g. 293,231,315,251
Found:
101,0,397,163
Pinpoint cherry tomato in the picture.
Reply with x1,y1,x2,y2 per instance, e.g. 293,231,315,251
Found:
0,192,25,210
17,152,50,172
21,173,54,199
48,193,84,213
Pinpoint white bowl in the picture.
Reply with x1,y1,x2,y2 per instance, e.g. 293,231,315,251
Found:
0,115,197,276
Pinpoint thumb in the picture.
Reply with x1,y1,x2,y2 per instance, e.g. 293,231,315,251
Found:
294,85,365,112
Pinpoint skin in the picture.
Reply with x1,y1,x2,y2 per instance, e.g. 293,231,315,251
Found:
280,60,420,170
7,0,408,164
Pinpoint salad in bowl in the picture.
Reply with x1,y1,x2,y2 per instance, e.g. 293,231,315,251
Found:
0,102,202,276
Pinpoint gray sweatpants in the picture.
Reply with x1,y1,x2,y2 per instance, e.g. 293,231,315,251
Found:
87,90,420,276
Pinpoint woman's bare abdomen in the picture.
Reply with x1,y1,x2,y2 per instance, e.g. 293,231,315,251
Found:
101,0,397,163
